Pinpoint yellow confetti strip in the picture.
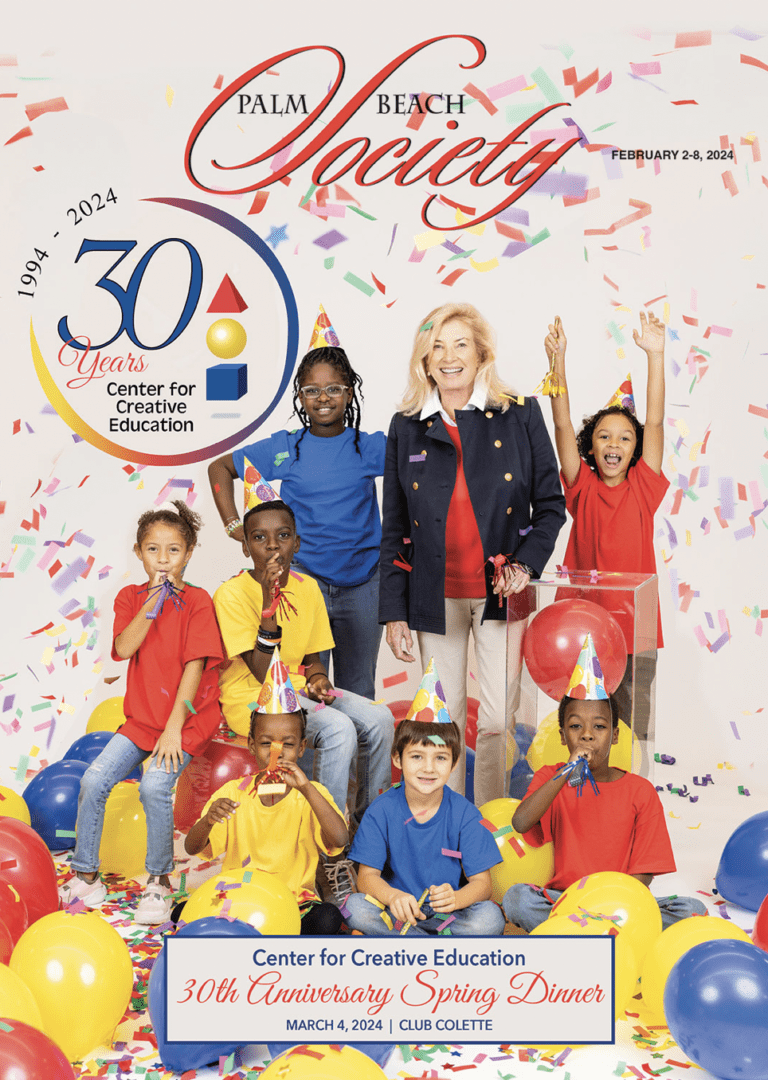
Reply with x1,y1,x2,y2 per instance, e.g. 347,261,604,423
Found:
742,254,755,260
41,647,54,666
414,229,445,251
675,418,690,437
616,348,625,360
743,605,754,615
663,302,670,324
668,811,680,818
45,623,65,637
165,85,174,107
380,911,393,931
30,745,39,756
688,823,701,829
364,894,385,909
470,256,499,273
686,530,692,546
689,441,702,461
73,631,87,647
455,208,486,236
92,662,102,674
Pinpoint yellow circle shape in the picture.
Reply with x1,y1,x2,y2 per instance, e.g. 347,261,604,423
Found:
183,867,301,934
0,785,32,826
206,318,247,359
99,781,147,879
478,798,554,905
86,697,126,735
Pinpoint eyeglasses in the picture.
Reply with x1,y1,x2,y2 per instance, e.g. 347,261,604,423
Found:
299,385,349,398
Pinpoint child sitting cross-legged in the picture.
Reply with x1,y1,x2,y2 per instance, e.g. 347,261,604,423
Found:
344,660,505,937
184,650,348,935
502,635,706,933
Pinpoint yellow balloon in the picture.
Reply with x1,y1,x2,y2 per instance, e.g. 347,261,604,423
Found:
527,710,639,773
99,780,146,878
410,688,428,715
478,798,554,905
0,962,44,1029
10,910,133,1062
261,1044,387,1079
532,913,640,1019
206,318,247,360
0,785,32,825
183,868,301,934
550,872,662,967
640,915,752,1022
86,697,126,735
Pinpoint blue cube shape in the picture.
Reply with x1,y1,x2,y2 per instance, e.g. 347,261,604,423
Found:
206,363,247,401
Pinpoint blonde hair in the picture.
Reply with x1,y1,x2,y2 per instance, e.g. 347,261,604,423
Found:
399,303,516,416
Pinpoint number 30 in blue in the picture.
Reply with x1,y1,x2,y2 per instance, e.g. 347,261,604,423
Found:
57,238,204,350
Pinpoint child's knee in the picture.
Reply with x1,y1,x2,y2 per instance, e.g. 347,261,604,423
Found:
502,882,533,922
79,760,114,804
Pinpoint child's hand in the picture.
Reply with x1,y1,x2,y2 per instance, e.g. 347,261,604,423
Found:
205,798,239,826
568,745,594,766
429,883,457,913
304,674,335,704
390,891,426,924
151,722,184,773
278,761,310,792
633,311,665,355
258,550,285,603
544,318,567,366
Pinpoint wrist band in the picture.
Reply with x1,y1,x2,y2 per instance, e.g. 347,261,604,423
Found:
306,670,325,684
225,518,242,537
258,625,282,640
257,635,279,648
256,640,276,654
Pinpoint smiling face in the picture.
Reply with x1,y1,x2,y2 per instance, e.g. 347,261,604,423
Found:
134,523,191,582
242,508,300,586
248,712,306,769
298,361,350,438
560,698,619,775
590,412,638,485
426,318,482,402
393,739,455,799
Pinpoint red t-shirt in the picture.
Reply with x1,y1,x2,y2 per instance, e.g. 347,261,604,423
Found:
111,583,224,756
444,423,486,598
521,763,676,892
561,458,670,649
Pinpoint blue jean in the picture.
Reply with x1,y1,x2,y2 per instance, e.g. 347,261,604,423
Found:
293,562,383,699
71,732,192,877
344,892,506,936
502,883,708,933
299,689,393,833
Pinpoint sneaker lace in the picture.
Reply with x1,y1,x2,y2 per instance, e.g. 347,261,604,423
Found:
323,858,357,904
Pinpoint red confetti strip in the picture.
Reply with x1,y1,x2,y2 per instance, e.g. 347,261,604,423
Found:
741,53,768,72
25,97,68,121
382,671,408,688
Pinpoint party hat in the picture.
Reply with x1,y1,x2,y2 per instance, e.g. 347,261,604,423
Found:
604,373,636,415
565,634,608,700
307,303,340,351
256,647,300,714
406,657,453,723
243,457,280,511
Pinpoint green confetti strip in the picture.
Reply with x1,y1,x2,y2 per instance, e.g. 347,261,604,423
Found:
300,183,317,208
419,320,434,333
530,227,551,246
343,272,375,296
348,205,376,220
531,66,562,104
56,829,76,838
31,700,52,711
10,535,35,545
559,43,574,60
323,256,335,269
183,699,197,714
593,121,616,131
606,320,626,345
427,734,446,745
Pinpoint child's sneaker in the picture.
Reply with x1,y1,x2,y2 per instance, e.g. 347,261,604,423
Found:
321,856,357,906
134,881,173,925
58,873,107,909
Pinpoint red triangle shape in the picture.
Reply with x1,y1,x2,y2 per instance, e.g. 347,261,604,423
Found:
207,274,248,313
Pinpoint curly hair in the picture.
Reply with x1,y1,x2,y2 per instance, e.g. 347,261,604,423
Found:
243,499,296,532
290,346,364,460
136,499,202,548
576,406,644,473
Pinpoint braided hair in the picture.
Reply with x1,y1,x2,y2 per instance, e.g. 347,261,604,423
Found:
290,346,364,460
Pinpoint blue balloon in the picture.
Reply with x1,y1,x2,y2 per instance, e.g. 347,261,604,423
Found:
508,758,534,800
23,759,88,850
268,1042,395,1070
715,810,768,911
63,731,142,781
513,723,536,758
664,939,768,1080
148,916,261,1072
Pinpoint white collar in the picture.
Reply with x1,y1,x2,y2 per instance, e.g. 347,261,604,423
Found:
420,383,488,426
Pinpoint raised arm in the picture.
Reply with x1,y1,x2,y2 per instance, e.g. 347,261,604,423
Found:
634,311,665,475
544,318,581,487
208,454,243,542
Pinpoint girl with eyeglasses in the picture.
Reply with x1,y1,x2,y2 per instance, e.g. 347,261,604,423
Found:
209,335,386,699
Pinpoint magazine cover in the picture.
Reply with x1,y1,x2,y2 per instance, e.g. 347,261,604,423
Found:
2,1,767,1077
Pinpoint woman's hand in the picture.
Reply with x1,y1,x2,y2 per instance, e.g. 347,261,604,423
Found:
493,565,531,597
386,620,416,663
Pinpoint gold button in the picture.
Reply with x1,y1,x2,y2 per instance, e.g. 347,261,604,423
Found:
427,420,433,427
412,482,419,490
504,473,512,481
414,520,419,527
485,411,493,418
506,507,512,515
494,440,502,448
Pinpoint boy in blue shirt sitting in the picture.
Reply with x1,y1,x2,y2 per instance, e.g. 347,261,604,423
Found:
344,660,505,936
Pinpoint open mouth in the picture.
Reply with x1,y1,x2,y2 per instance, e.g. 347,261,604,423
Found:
440,367,463,376
603,453,621,467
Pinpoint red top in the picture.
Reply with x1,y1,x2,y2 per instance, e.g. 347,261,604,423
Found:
444,423,486,598
522,763,676,892
111,583,224,756
561,458,669,649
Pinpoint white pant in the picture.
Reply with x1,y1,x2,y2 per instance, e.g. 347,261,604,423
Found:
418,598,524,806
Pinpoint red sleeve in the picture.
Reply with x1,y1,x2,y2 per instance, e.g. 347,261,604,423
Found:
518,764,564,849
562,459,593,518
111,586,137,662
626,780,676,876
183,589,225,671
629,457,670,513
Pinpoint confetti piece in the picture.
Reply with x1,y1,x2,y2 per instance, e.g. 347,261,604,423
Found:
343,271,375,296
441,848,462,859
383,671,408,688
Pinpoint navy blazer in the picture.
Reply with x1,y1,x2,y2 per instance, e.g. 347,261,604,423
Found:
378,398,566,634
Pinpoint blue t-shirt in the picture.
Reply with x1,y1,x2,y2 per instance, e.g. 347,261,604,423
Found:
349,784,502,899
233,427,386,587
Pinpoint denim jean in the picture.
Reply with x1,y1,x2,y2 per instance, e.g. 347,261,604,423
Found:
298,689,394,833
293,562,383,700
344,892,506,936
71,732,192,877
502,882,708,933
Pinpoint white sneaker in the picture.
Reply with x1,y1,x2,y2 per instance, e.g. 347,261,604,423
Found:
59,874,107,908
321,857,357,906
134,881,173,925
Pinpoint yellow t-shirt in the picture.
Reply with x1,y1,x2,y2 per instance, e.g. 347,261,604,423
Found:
202,777,345,905
213,570,335,736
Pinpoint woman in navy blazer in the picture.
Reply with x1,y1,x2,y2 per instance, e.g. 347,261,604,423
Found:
379,303,565,804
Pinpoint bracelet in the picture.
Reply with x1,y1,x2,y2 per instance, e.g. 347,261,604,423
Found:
225,518,242,537
306,670,326,684
256,640,276,655
257,634,279,648
258,625,282,640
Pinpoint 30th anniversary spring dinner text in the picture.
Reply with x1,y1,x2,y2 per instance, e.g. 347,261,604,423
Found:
166,937,614,1044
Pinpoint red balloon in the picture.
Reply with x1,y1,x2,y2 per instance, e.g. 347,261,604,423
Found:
465,698,479,750
0,882,28,947
523,599,627,700
174,737,258,831
753,892,768,952
0,1019,75,1080
0,819,58,926
386,700,412,722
